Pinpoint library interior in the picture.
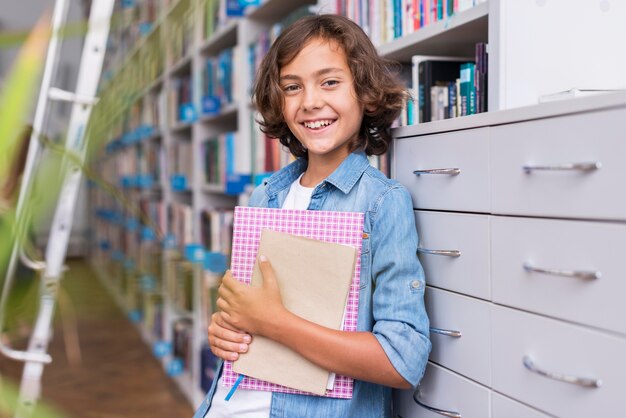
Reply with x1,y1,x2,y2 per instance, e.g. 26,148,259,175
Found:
1,0,625,417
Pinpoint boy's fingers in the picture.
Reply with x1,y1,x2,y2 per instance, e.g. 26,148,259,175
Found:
221,270,238,290
258,255,278,289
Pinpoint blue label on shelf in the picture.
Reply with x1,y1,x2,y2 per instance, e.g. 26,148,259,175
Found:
141,227,156,242
178,103,197,123
99,240,111,251
153,340,172,358
120,175,132,188
225,173,251,195
204,251,227,273
184,244,205,263
167,358,184,377
201,95,221,115
170,174,187,191
226,0,260,16
128,309,142,323
136,174,154,189
138,124,154,140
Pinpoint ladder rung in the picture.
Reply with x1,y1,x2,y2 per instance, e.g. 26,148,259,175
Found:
48,87,98,106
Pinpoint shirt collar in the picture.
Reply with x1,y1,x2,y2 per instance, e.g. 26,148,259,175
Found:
324,150,370,194
264,150,370,197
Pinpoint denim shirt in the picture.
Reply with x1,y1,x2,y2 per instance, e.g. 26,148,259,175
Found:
194,151,430,418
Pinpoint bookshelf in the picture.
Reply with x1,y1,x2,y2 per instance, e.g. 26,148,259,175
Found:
87,0,626,409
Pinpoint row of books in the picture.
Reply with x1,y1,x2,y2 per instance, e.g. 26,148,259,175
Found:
126,100,160,138
203,0,261,41
102,0,170,87
139,198,168,240
250,114,294,185
102,143,163,185
166,0,195,66
321,0,486,47
172,317,194,372
202,48,236,114
169,260,194,313
412,42,488,123
143,293,165,340
202,132,249,188
168,139,194,183
169,75,195,124
200,209,234,254
167,201,194,246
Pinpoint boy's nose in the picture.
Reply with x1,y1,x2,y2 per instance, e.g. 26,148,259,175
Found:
301,89,322,111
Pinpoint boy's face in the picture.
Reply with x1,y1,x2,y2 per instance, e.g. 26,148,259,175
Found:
279,38,364,166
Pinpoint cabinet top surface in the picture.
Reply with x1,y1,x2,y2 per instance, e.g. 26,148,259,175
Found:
393,90,626,139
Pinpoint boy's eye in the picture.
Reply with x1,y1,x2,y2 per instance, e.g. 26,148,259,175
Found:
322,79,339,87
282,84,300,94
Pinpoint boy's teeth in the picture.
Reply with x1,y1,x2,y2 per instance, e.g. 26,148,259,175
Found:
305,120,332,129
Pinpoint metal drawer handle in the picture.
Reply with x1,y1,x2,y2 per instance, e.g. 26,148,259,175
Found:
523,355,602,388
413,168,461,176
417,248,461,257
522,161,601,172
523,262,601,280
413,388,462,418
430,327,462,338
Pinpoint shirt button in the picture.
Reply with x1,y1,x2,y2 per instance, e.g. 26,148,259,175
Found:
411,280,421,289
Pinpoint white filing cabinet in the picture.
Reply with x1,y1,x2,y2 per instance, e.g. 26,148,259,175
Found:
392,92,626,418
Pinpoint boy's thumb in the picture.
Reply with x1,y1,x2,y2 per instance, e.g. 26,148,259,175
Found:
258,255,277,289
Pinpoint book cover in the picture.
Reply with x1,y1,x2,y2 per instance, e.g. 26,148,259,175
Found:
222,206,365,398
460,62,476,115
232,229,357,395
474,42,488,113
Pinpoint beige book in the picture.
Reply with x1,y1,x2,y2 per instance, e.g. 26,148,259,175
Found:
232,228,357,395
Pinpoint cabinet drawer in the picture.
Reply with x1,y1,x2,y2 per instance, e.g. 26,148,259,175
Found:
395,128,490,213
491,108,626,221
415,211,490,300
425,287,491,386
394,362,490,418
491,305,626,418
491,393,551,418
491,216,626,335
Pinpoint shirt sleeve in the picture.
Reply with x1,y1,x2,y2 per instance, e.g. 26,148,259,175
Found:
370,185,431,387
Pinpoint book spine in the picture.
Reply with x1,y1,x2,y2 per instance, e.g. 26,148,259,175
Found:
419,61,433,122
459,62,474,116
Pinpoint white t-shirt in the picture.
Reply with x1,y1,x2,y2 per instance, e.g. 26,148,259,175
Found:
205,174,315,417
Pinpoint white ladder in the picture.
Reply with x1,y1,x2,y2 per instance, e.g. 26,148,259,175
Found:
0,1,114,416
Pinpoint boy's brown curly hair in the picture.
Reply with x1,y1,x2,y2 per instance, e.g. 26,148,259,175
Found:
253,14,407,158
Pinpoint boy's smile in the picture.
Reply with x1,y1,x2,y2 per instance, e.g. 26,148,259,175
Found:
279,38,364,173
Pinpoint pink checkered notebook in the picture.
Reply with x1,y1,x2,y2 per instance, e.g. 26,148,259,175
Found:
221,206,365,399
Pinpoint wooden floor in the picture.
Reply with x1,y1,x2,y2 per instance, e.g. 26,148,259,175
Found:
0,259,194,418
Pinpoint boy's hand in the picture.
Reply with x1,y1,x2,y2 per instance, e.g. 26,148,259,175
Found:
217,256,285,336
207,310,251,361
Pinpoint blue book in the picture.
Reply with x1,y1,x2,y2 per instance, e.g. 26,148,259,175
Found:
460,62,476,115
